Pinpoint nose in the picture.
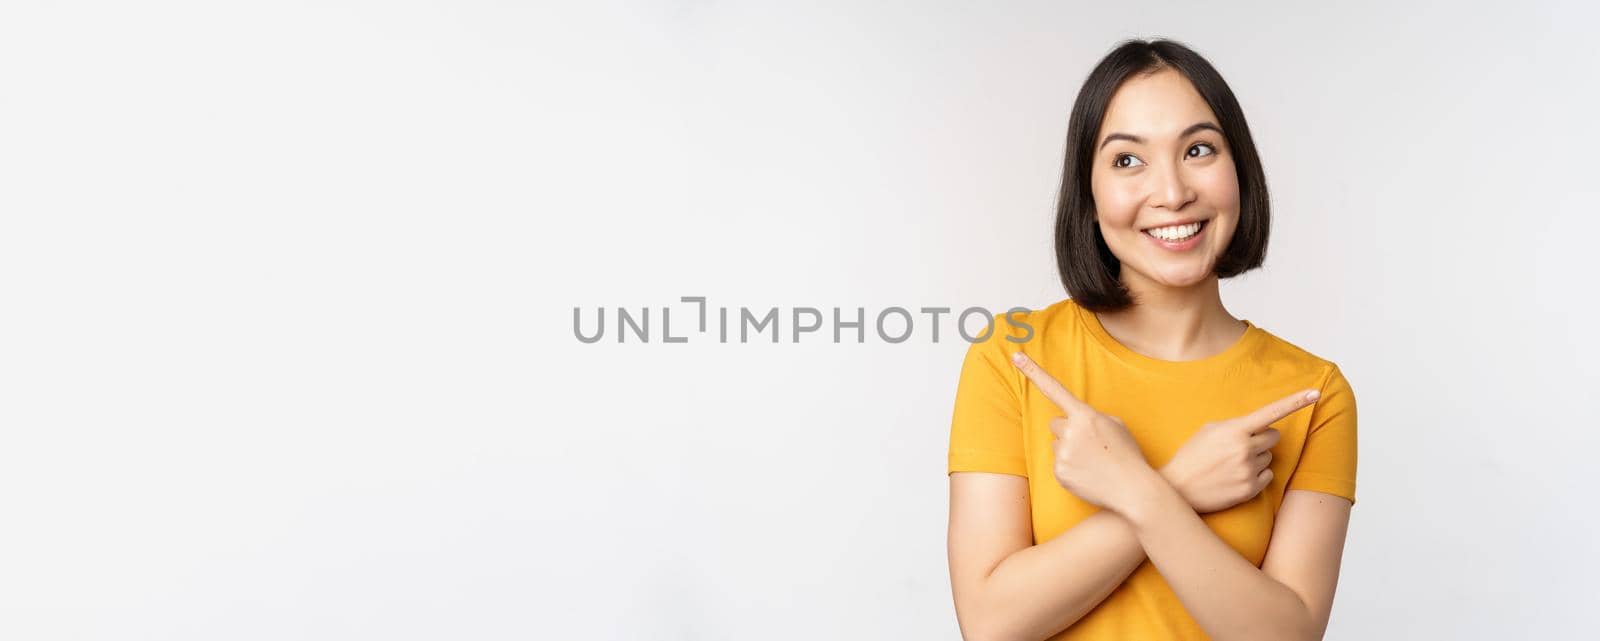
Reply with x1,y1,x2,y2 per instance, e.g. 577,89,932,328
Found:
1148,160,1197,211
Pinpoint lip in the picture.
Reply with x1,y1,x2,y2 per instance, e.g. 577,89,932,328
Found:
1141,219,1209,252
1139,217,1210,232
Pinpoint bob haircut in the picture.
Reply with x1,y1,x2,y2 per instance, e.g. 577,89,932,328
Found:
1054,38,1270,313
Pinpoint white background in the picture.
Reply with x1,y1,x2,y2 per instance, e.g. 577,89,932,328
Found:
3,1,1597,639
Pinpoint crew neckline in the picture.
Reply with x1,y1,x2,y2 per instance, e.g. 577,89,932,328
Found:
1071,298,1263,375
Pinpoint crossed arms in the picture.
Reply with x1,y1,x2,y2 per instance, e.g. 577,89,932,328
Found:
946,354,1353,641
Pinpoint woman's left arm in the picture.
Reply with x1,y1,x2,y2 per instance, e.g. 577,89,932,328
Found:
1121,472,1352,641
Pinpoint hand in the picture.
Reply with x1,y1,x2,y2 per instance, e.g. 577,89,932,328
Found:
1160,388,1321,513
1011,352,1156,515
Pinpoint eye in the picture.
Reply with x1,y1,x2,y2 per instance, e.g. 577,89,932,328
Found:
1113,153,1145,169
1186,142,1216,158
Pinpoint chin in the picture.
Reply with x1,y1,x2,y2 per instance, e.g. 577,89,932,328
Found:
1140,262,1217,289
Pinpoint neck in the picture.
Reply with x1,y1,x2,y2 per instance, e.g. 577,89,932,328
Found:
1094,270,1246,362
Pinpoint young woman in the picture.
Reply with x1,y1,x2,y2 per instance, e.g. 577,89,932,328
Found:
946,39,1357,641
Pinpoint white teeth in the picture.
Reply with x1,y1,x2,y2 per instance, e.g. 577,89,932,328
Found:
1146,221,1203,241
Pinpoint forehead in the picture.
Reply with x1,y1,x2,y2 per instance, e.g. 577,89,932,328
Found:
1099,67,1219,140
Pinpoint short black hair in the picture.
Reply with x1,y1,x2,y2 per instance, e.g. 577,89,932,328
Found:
1054,38,1270,312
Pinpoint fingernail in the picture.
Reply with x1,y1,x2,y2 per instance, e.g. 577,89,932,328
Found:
1011,352,1026,365
1305,390,1320,402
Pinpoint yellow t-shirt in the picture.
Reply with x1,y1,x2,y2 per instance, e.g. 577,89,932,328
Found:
947,297,1357,641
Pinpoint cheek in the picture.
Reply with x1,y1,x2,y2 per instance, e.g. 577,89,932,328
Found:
1089,179,1143,228
1192,163,1241,213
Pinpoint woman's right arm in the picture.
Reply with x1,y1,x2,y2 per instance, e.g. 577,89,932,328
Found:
947,470,1149,641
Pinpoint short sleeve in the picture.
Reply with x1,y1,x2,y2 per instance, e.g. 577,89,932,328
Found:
1286,365,1359,505
946,328,1028,477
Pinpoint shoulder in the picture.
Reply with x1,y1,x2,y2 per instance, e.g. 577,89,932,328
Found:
1028,297,1081,331
962,298,1082,350
1249,325,1354,394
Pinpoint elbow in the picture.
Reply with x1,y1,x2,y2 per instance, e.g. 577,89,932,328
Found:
1233,626,1318,641
959,623,1013,641
952,573,1053,641
1263,628,1317,641
957,627,992,641
1230,605,1322,641
1281,605,1326,641
1295,604,1329,641
954,617,984,641
954,607,999,641
1262,585,1324,641
957,611,1036,641
952,599,1019,641
1256,616,1320,641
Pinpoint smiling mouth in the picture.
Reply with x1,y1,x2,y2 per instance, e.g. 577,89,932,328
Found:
1142,219,1208,242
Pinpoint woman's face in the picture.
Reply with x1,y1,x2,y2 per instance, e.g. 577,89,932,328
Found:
1090,67,1240,290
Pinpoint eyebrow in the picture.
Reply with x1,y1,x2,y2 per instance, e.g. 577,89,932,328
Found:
1098,122,1223,150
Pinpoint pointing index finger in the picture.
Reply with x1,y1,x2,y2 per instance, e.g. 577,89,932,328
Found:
1240,388,1321,432
1010,351,1090,416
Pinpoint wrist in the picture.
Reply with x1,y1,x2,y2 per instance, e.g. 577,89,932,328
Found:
1156,463,1188,505
1117,465,1184,527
